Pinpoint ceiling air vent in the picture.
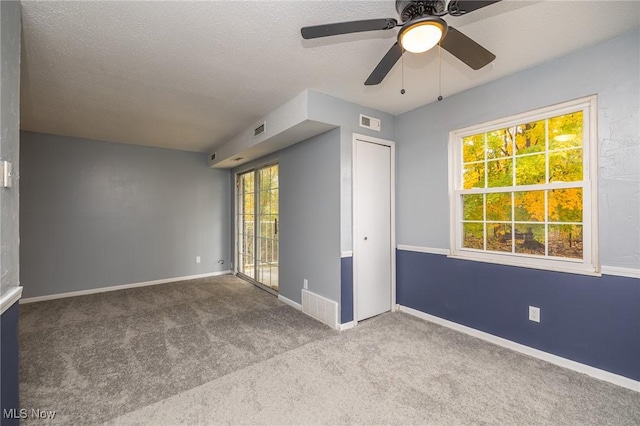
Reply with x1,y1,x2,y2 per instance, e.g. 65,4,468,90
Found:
210,153,216,161
254,121,266,137
360,114,381,132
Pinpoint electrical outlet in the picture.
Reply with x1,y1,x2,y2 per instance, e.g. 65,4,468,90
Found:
303,279,308,290
529,306,540,323
196,256,201,264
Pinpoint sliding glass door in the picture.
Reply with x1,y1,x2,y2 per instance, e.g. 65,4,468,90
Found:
256,165,279,291
237,164,279,292
237,171,256,280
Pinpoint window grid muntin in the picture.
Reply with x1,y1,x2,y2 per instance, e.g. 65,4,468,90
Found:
451,97,596,273
459,184,585,259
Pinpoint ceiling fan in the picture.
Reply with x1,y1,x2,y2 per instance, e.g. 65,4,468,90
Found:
301,0,501,86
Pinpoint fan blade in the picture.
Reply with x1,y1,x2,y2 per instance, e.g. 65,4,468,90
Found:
440,27,495,70
448,0,501,16
365,42,403,86
301,18,397,39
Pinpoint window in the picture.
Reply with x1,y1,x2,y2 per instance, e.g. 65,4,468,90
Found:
449,96,598,275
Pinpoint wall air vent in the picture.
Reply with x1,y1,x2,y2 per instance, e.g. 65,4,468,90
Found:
360,114,381,132
254,121,266,137
210,153,216,161
301,289,339,329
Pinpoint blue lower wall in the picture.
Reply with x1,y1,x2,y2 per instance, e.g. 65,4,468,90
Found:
397,250,640,381
340,256,353,324
1,301,19,426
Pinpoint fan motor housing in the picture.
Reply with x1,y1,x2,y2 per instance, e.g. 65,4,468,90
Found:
395,0,446,21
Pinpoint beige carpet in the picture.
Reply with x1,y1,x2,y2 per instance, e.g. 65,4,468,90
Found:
20,275,640,425
19,275,334,425
112,311,640,425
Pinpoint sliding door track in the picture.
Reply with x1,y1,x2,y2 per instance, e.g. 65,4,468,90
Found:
236,272,278,297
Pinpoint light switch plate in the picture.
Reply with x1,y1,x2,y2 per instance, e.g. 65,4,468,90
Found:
359,114,381,132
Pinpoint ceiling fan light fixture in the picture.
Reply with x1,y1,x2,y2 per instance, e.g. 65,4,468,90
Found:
398,17,447,54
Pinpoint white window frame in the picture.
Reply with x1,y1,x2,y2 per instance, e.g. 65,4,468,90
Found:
448,96,599,276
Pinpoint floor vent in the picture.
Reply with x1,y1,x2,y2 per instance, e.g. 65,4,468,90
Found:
301,289,338,329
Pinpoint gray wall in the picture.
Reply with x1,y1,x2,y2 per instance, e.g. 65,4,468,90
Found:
20,132,231,298
0,0,21,297
308,91,396,252
231,128,341,305
396,29,640,269
279,129,341,304
229,92,396,308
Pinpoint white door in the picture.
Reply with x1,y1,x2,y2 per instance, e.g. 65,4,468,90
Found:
354,138,392,321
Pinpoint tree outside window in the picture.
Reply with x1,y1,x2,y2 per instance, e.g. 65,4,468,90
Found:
449,97,598,275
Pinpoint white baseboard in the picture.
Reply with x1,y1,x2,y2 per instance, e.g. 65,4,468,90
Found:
398,305,639,393
20,271,232,304
1,286,23,315
278,294,302,310
338,321,355,331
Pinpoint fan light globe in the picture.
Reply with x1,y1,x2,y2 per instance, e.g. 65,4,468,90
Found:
398,17,447,54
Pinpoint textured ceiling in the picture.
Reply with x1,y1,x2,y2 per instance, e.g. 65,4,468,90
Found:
20,1,640,153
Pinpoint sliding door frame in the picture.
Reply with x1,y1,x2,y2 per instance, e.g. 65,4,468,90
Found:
234,160,279,295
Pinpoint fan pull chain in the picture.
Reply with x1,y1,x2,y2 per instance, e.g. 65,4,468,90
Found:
437,43,443,101
400,50,406,95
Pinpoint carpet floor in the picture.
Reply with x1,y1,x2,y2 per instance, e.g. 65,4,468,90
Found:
19,275,334,425
20,275,640,425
